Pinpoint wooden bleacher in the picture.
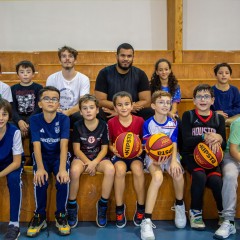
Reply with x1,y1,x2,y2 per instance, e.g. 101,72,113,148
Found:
0,50,239,222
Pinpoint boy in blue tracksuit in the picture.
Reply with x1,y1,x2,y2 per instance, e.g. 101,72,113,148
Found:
27,86,71,237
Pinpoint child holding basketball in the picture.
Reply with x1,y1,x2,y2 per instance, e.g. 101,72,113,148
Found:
214,117,240,239
67,94,115,228
108,91,145,228
150,58,181,119
140,90,186,240
27,86,71,237
211,62,240,126
181,84,226,230
0,98,23,240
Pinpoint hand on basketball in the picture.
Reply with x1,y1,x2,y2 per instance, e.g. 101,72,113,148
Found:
204,132,223,146
208,142,220,154
85,160,98,176
169,161,182,178
56,170,69,184
112,144,121,158
34,168,48,187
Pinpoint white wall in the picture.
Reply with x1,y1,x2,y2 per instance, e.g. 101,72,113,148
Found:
183,0,240,50
1,0,240,51
0,0,167,51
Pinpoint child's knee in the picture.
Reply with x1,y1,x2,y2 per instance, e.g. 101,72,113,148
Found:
152,171,163,186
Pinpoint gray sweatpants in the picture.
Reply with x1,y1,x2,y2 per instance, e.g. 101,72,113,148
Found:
222,152,240,221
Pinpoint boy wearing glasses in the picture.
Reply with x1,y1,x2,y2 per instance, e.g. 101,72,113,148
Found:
27,86,71,237
181,84,226,230
140,91,186,240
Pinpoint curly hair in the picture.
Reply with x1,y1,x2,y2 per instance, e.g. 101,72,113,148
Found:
150,58,179,96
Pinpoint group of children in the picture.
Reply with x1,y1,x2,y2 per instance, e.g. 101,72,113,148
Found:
0,58,239,240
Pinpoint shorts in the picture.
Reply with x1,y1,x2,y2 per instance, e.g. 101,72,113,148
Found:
145,152,182,172
111,156,143,172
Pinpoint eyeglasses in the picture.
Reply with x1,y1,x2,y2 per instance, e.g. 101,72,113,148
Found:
41,96,59,103
155,101,172,106
195,95,212,101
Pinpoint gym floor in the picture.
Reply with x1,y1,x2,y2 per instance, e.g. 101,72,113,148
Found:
0,220,239,240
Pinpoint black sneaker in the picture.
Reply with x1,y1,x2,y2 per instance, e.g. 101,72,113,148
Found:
133,206,145,226
4,225,20,240
27,213,47,237
116,205,127,228
96,200,108,228
55,213,71,235
67,204,78,228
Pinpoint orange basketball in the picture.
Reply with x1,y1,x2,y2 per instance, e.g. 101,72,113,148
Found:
115,132,142,159
145,133,173,162
194,142,223,169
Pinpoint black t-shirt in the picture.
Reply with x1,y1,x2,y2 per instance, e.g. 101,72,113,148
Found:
11,82,43,124
95,64,150,102
181,109,226,154
72,119,109,160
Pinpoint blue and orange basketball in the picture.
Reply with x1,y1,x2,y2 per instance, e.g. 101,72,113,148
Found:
194,142,223,169
115,132,142,159
145,133,173,162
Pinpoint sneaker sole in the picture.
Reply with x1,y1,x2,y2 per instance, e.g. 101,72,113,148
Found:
96,202,107,228
214,229,237,239
141,233,155,240
190,226,206,231
27,221,47,237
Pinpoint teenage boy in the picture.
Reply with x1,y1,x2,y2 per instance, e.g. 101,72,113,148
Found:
11,60,42,137
67,94,115,228
108,91,145,228
140,90,186,240
27,86,71,237
181,84,226,230
46,45,90,126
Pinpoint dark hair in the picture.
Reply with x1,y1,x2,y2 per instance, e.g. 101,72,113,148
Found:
117,43,134,55
193,84,214,98
151,90,172,104
214,63,232,76
0,97,12,120
38,86,60,99
150,58,179,96
16,60,35,74
58,45,78,60
79,94,99,109
112,91,133,106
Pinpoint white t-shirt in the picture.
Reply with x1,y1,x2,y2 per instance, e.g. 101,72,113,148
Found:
46,71,90,110
0,81,13,102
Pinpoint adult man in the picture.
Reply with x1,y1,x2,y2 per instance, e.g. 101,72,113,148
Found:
95,43,153,120
46,46,90,126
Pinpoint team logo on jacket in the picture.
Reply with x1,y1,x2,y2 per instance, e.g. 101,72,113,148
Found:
88,136,95,144
55,126,60,134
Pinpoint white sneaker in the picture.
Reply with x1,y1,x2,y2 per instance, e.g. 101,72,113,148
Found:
189,209,206,230
171,203,187,228
214,220,236,239
140,218,156,240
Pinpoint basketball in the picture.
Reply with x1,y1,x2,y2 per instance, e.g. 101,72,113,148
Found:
194,142,223,169
145,133,173,162
114,132,142,159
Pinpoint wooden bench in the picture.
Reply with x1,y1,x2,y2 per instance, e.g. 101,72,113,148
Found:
1,166,239,222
